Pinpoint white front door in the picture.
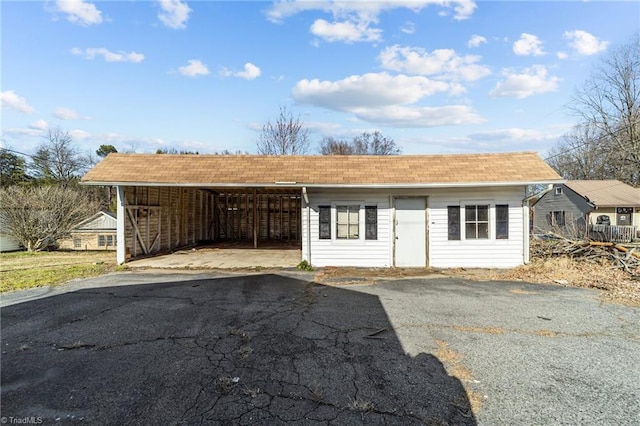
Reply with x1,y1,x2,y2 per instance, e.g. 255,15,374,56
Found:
394,198,426,267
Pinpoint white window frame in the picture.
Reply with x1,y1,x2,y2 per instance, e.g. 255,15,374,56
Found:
455,201,509,242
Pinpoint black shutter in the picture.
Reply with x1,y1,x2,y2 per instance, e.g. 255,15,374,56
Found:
319,206,331,239
496,204,509,239
448,206,460,240
365,206,377,240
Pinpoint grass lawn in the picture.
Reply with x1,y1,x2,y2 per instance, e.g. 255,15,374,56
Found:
0,251,119,293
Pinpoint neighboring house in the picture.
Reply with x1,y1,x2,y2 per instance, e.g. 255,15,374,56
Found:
0,212,23,252
0,232,22,252
81,152,562,268
532,180,640,241
59,211,118,251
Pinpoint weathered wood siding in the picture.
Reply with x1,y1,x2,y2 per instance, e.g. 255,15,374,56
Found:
122,186,214,259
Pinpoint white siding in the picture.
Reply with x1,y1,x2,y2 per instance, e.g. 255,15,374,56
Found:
307,194,392,267
0,234,22,252
428,187,527,268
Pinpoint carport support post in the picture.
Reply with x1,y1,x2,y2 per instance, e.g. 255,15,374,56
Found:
253,189,258,248
116,186,126,265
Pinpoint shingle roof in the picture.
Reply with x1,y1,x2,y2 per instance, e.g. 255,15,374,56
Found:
81,152,562,187
565,180,640,207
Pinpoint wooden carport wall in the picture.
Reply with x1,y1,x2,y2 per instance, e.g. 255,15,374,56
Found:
115,185,302,265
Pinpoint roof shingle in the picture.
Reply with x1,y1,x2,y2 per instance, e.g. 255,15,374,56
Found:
565,180,640,207
81,152,562,187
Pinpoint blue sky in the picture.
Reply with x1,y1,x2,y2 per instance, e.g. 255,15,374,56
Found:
1,1,638,157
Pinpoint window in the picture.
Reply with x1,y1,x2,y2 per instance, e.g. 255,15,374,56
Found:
465,205,489,239
552,211,565,226
447,206,460,240
555,186,563,195
365,206,377,240
496,205,509,239
318,206,331,239
336,205,359,239
73,238,82,249
98,235,116,247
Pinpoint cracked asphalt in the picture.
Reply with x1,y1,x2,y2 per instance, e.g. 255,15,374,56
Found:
1,271,639,425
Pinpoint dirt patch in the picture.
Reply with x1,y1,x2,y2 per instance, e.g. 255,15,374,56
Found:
313,267,441,286
435,339,482,414
448,258,640,307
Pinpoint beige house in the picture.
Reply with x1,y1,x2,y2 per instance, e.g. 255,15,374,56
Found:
59,211,117,251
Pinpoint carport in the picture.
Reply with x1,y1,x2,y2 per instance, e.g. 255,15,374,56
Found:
112,185,302,263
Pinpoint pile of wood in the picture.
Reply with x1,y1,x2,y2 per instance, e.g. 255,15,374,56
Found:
531,238,640,278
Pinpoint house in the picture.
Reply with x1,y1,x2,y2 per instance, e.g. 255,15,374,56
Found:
58,211,118,251
80,152,562,268
532,180,640,241
0,212,23,252
0,232,22,252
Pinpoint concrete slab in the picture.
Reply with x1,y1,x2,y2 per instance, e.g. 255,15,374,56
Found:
128,247,302,269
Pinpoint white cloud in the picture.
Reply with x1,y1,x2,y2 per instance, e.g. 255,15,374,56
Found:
53,107,89,120
157,0,192,29
29,119,49,131
266,1,476,23
235,63,262,80
53,107,79,120
513,33,545,56
557,51,568,60
266,1,476,44
352,105,484,128
54,0,103,26
293,72,449,110
564,30,609,56
71,47,145,63
292,72,483,127
310,19,382,43
490,65,560,99
467,34,487,48
1,90,35,114
379,45,491,82
178,59,210,77
400,21,416,34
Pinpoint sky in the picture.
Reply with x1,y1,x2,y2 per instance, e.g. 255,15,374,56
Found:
1,1,639,158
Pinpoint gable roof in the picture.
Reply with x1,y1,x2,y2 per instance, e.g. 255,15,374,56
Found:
564,180,640,207
81,152,562,188
73,211,117,231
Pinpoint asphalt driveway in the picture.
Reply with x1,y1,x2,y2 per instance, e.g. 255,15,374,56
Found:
1,271,639,425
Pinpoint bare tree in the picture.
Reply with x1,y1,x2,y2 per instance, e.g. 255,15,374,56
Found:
568,34,640,186
30,126,91,185
320,131,401,155
319,137,355,155
257,107,310,155
546,123,611,180
0,185,100,251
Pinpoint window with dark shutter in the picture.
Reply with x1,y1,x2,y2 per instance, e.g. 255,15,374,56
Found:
448,206,460,240
496,204,509,239
318,206,331,239
365,206,377,240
